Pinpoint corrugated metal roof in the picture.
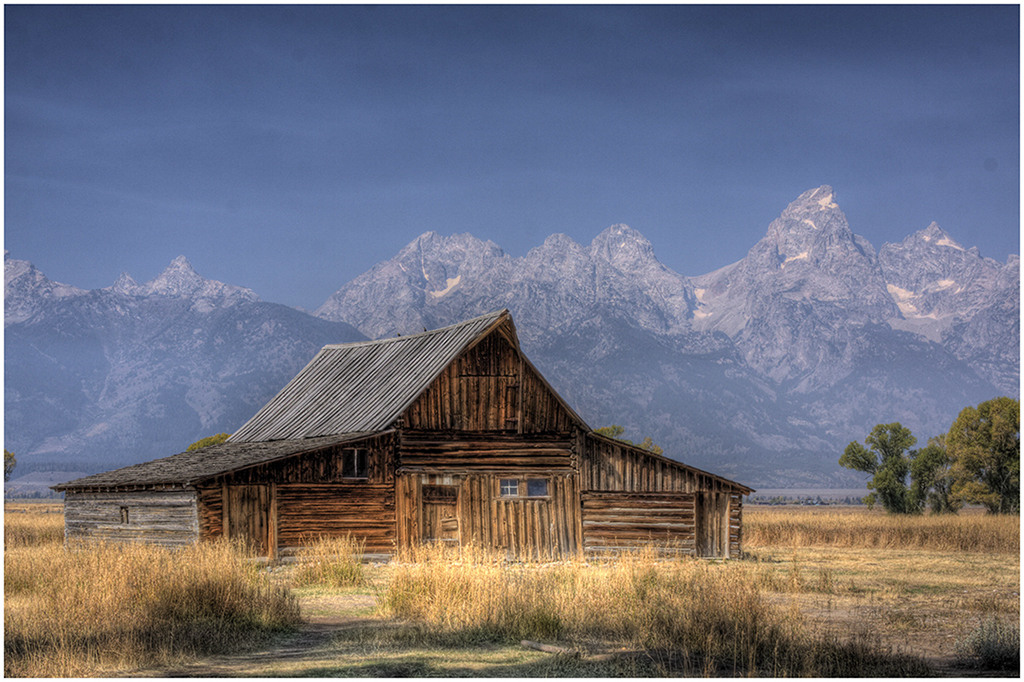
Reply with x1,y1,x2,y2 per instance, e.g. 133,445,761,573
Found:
53,432,376,490
229,309,511,442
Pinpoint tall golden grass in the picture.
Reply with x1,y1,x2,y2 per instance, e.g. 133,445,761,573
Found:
377,544,928,676
4,507,65,548
4,540,300,677
291,534,368,588
745,507,1020,553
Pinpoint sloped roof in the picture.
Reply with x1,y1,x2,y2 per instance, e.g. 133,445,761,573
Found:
53,433,376,491
229,309,515,442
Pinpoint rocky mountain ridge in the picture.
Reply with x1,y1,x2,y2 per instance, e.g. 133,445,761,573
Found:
5,186,1018,487
5,253,365,473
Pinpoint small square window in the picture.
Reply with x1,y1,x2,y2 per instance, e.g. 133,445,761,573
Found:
500,479,519,497
341,448,368,478
526,479,549,497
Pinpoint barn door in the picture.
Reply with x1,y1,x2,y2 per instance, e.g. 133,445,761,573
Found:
225,484,272,556
421,484,460,544
695,492,729,558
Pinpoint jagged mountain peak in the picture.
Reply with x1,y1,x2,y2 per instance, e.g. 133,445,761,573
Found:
109,271,140,296
140,256,259,305
910,222,965,252
589,224,659,270
768,185,848,240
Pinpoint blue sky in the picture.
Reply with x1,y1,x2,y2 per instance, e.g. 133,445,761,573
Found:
5,4,1019,310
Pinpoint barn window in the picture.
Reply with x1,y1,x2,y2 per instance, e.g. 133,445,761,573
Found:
119,506,129,524
500,478,550,498
526,479,549,497
341,448,368,478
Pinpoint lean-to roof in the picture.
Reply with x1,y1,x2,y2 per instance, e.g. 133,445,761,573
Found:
229,309,514,442
53,432,376,491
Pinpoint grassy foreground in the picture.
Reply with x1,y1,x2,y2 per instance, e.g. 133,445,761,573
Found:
4,503,1019,676
4,510,300,677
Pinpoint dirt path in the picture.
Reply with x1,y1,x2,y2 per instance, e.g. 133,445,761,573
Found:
129,594,379,678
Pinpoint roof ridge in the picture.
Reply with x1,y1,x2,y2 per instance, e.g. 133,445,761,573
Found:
323,308,509,349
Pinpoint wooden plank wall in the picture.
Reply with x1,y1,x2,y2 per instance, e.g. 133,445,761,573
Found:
219,433,395,485
581,491,695,555
582,435,747,558
64,489,199,546
396,472,581,559
582,436,729,493
729,492,743,558
402,328,575,434
276,484,395,553
399,430,574,470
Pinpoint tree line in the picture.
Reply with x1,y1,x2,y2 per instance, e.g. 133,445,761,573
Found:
840,396,1019,514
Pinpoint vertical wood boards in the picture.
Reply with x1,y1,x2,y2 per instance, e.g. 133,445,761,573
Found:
63,489,199,546
226,484,270,555
402,329,574,434
452,472,579,560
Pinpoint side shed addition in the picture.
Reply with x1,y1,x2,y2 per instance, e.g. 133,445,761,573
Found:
55,309,753,559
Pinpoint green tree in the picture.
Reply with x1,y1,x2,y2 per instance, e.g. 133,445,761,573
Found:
909,435,962,514
594,426,664,455
594,425,626,439
4,449,16,482
187,433,231,451
947,397,1019,514
839,422,918,513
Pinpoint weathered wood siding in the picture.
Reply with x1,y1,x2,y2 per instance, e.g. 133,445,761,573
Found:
581,435,747,558
276,484,395,553
582,436,734,493
581,491,695,555
396,471,581,559
196,434,396,555
399,430,574,471
402,329,575,433
729,492,743,558
63,489,198,546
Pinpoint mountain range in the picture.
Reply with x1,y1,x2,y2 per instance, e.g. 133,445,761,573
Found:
5,186,1018,488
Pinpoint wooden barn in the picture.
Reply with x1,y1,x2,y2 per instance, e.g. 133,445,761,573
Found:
54,309,753,559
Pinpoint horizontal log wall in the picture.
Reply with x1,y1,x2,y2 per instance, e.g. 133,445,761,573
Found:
399,430,574,471
581,491,695,555
64,489,198,546
276,483,395,553
403,324,575,433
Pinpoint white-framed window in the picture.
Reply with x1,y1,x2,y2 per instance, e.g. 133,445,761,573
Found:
500,478,550,498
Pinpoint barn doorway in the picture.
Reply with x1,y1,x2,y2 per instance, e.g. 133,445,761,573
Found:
421,484,460,544
225,484,273,556
695,491,729,558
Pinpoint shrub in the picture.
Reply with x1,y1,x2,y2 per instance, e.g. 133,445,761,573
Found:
954,616,1020,671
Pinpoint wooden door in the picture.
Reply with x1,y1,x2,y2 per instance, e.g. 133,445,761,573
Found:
695,492,729,558
421,485,459,544
226,484,271,555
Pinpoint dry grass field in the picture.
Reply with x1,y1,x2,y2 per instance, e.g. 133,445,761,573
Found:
4,501,1019,677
